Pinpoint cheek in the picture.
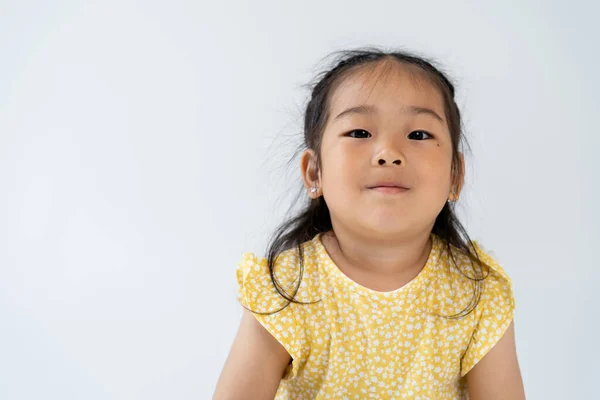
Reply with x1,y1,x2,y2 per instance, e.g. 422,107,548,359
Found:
322,145,365,182
418,156,453,193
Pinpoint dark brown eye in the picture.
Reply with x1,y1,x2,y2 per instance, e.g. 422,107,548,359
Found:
346,129,371,139
408,130,433,140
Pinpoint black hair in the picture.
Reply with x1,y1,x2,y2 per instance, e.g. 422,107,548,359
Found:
245,47,490,319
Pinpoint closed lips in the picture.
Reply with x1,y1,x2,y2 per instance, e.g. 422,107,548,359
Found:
368,182,409,189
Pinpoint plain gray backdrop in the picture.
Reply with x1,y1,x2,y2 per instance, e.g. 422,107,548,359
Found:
1,1,598,399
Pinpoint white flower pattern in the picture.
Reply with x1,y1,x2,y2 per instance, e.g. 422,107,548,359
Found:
235,232,515,399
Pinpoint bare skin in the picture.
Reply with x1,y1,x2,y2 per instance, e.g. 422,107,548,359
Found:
213,308,291,400
319,229,433,292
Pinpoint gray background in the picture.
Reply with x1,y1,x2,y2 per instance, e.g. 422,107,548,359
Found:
1,1,598,399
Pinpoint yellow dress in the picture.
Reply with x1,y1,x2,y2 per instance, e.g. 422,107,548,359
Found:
235,232,515,399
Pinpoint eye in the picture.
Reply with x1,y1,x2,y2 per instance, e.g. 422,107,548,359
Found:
345,129,371,139
408,130,433,140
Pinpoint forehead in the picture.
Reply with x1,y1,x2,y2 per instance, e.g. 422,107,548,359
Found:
328,60,445,117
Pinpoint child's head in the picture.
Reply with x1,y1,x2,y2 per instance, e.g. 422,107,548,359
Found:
265,47,486,318
299,50,465,239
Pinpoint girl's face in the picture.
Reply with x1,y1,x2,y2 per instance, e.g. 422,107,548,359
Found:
303,61,463,238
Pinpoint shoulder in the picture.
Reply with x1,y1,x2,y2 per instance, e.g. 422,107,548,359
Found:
469,240,515,318
424,236,515,318
434,237,514,294
470,240,513,287
235,238,322,313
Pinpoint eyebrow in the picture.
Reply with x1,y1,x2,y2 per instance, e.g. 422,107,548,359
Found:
333,104,444,123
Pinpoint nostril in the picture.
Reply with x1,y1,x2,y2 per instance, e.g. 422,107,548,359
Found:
378,159,385,165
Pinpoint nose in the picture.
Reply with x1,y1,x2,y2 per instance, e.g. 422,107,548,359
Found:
373,147,404,166
378,157,401,166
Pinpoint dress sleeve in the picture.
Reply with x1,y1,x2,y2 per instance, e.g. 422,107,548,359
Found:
460,242,516,377
235,252,309,380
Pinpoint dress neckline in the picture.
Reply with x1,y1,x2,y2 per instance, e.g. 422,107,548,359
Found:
312,231,441,298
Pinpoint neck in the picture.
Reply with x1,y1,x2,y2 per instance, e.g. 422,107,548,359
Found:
323,224,433,278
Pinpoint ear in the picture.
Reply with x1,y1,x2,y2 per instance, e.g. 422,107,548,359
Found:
451,152,465,201
300,149,321,198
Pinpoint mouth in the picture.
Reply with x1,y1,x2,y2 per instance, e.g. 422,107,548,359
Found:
368,185,409,194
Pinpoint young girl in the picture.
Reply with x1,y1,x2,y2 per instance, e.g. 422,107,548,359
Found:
214,48,525,400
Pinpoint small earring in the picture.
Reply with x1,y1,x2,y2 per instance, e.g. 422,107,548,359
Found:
310,187,318,193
